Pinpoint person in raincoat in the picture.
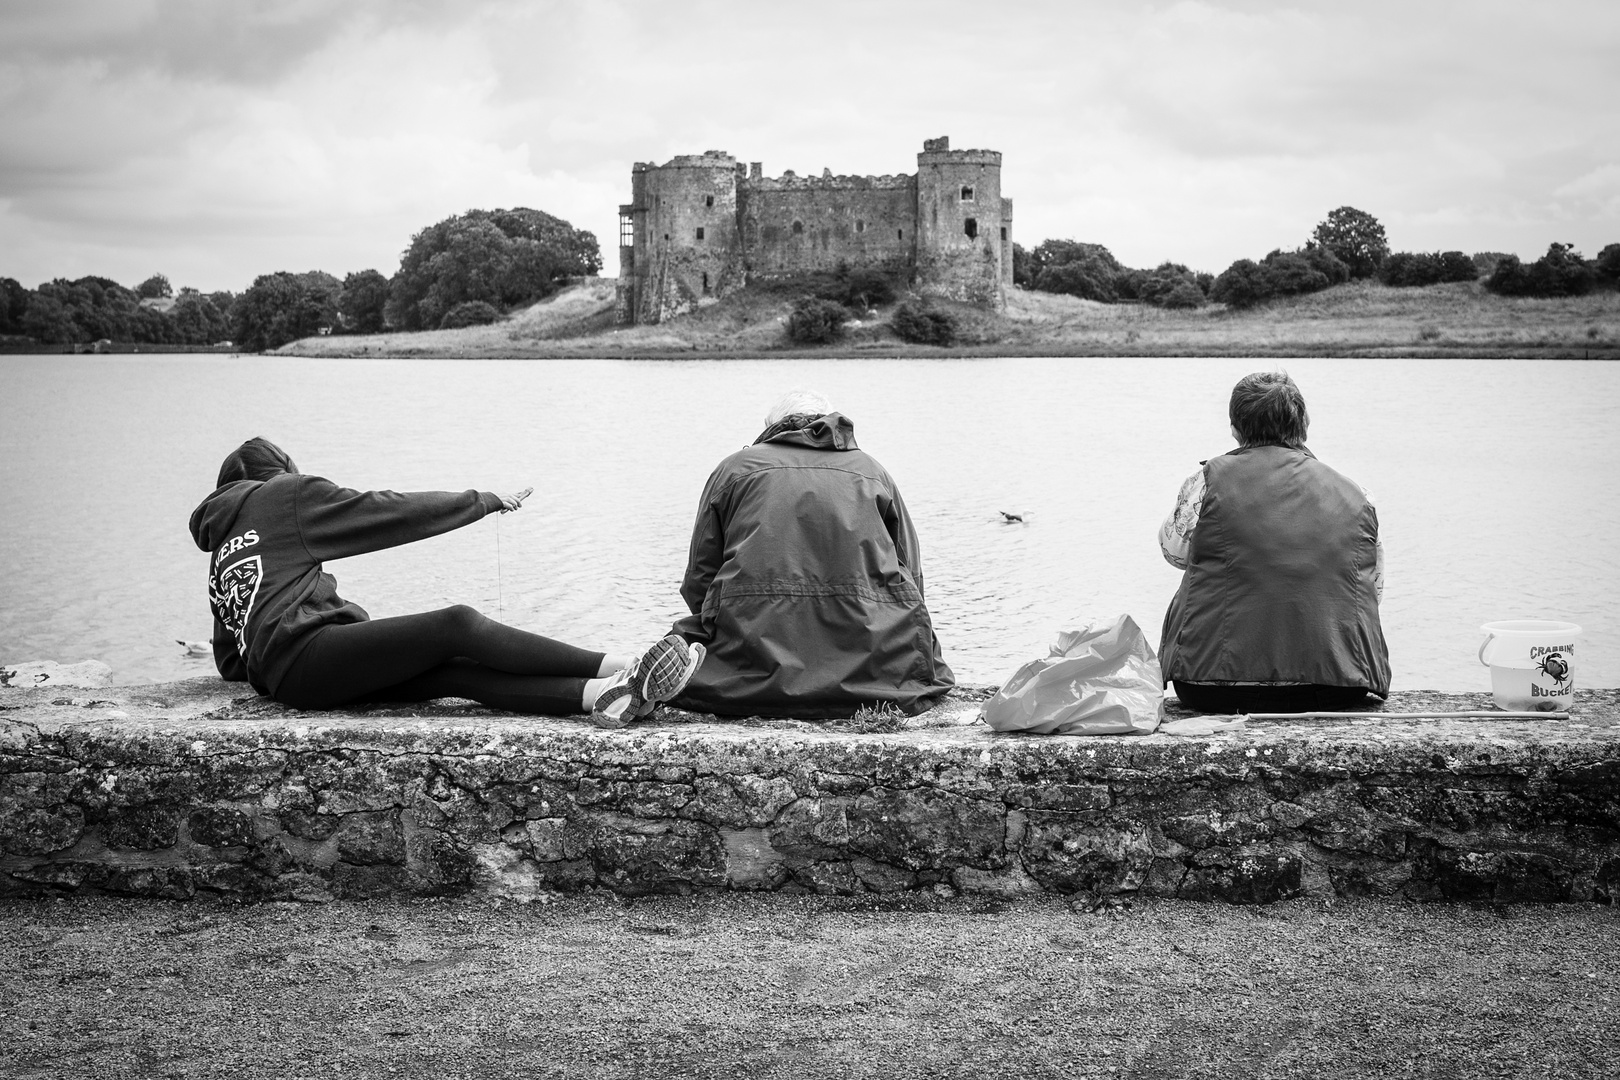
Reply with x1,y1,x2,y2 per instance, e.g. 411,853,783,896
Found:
669,390,954,718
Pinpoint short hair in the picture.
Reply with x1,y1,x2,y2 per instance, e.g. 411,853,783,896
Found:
763,388,833,427
216,437,297,488
1229,371,1309,448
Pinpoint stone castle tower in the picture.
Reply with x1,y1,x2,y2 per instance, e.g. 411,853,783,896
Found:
616,137,1012,325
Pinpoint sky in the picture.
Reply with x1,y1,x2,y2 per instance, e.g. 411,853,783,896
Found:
2,0,1617,293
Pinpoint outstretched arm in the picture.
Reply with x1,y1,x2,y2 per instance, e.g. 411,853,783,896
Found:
295,475,507,562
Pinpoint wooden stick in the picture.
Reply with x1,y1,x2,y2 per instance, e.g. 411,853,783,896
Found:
1235,710,1568,721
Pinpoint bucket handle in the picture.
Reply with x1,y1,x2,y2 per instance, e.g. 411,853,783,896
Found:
1478,633,1495,667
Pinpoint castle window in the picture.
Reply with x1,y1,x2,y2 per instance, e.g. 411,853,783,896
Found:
696,227,705,241
792,221,803,235
897,229,903,240
1000,227,1007,241
664,234,670,241
619,212,634,248
964,217,978,239
705,195,714,208
961,185,975,202
702,271,711,294
856,220,865,233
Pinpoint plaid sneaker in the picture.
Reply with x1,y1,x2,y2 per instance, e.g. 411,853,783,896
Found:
589,635,705,730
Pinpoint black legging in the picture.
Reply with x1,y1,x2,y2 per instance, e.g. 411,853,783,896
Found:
1171,681,1374,714
275,605,604,715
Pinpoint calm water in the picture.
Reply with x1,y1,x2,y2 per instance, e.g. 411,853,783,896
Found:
2,354,1616,691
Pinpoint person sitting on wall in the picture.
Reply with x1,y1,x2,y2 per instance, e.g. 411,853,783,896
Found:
668,390,955,718
190,437,702,729
1158,371,1390,713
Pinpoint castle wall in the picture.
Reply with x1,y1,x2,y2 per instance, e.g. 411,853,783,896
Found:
737,175,916,280
915,148,1006,308
629,153,742,325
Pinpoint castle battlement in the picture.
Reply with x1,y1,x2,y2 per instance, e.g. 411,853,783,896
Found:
617,137,1013,326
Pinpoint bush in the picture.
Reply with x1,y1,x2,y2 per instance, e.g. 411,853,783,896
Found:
785,296,848,344
1382,250,1480,287
1161,281,1207,309
1486,243,1595,298
891,300,957,344
438,300,503,329
1596,243,1620,285
1210,259,1273,309
821,267,898,311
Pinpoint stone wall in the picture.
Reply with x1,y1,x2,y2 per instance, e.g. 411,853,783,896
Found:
737,174,916,279
3,680,1617,904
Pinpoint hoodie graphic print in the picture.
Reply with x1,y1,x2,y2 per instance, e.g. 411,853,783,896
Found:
208,527,263,657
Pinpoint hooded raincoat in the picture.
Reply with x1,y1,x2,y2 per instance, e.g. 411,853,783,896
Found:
188,445,501,696
670,413,954,717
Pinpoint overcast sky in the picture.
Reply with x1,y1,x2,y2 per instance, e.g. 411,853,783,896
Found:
2,0,1616,293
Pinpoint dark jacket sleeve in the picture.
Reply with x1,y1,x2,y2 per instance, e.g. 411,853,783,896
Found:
294,476,502,562
678,467,728,618
881,476,927,599
211,616,249,682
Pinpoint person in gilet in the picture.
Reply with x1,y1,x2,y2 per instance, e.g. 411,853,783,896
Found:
1158,372,1390,713
189,437,701,728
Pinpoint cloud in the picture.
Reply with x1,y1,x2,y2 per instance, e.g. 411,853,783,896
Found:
1,0,1618,291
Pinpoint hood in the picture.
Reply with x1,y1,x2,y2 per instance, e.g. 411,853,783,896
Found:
189,480,261,552
756,412,858,452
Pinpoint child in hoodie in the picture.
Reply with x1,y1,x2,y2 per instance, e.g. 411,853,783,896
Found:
189,437,701,728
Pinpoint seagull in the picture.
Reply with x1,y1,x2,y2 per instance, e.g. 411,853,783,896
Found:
177,639,211,657
999,510,1030,524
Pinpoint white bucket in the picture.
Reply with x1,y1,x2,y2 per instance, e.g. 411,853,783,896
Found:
1478,620,1581,712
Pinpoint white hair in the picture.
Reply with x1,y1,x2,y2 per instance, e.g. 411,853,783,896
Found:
763,388,833,427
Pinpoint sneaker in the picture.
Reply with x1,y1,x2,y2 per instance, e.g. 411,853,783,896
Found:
589,635,705,729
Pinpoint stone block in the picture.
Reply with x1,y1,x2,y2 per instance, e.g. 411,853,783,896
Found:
187,806,255,847
721,827,788,890
1021,816,1154,894
847,786,1005,872
1181,851,1305,904
593,819,725,895
332,863,418,900
0,802,85,856
99,805,180,850
335,811,406,866
686,774,798,828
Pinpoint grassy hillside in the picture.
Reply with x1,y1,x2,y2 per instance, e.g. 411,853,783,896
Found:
280,277,1620,359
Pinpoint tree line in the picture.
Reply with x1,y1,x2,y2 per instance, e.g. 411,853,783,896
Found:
1015,206,1620,310
0,208,601,352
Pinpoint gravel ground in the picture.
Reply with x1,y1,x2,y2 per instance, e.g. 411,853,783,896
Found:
2,893,1616,1079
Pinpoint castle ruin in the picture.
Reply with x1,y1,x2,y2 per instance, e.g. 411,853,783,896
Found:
616,136,1012,325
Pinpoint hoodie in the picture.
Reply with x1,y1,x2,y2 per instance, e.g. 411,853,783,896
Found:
189,473,501,695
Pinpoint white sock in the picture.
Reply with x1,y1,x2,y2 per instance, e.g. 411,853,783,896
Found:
581,675,617,711
596,653,634,678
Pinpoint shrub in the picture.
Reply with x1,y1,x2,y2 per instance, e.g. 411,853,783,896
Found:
1472,252,1512,277
439,300,502,329
785,296,848,344
1210,259,1274,308
1033,259,1117,302
823,267,898,311
1262,251,1330,296
1382,250,1480,287
1596,243,1620,285
1437,250,1479,282
891,300,957,344
1486,243,1595,298
1161,281,1207,309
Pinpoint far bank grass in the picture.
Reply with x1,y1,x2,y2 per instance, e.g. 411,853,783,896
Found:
280,277,1620,360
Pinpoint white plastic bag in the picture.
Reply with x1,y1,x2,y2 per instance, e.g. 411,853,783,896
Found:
980,615,1164,735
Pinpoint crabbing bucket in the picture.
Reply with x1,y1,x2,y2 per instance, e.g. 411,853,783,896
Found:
1478,620,1581,712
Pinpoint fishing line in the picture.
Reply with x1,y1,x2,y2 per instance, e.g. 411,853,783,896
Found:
495,512,504,618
